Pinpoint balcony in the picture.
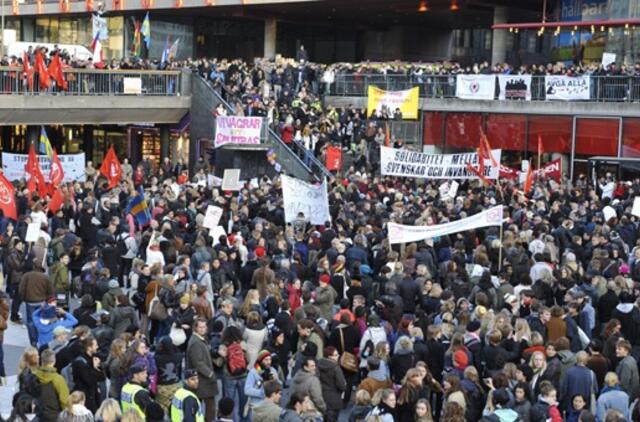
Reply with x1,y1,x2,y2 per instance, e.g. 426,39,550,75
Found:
0,67,191,124
325,74,640,118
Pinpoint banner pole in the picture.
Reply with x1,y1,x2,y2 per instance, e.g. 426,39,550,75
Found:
498,222,504,272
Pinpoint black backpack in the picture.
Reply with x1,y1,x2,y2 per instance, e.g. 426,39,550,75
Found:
18,368,41,399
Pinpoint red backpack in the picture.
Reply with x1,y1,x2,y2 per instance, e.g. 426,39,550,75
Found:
227,343,247,375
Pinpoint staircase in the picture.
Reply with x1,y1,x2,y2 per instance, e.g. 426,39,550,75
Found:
190,75,331,182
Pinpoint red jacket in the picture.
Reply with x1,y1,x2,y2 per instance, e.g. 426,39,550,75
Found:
287,284,301,314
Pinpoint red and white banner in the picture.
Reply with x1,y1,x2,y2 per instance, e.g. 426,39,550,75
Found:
499,158,562,182
455,75,496,100
214,116,263,148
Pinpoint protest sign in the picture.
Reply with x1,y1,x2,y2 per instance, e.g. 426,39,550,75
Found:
281,174,330,225
535,158,562,182
2,152,85,182
497,75,532,100
388,206,503,244
380,146,501,180
367,86,419,120
25,222,40,243
602,52,616,67
221,169,242,191
545,75,590,100
123,77,142,94
455,75,496,100
202,205,223,230
214,116,263,148
632,197,640,217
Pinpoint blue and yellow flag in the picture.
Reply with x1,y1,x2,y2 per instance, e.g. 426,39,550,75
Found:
126,186,151,227
38,126,53,160
141,12,151,49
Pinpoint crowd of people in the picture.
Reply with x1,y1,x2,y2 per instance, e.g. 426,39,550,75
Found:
1,48,640,422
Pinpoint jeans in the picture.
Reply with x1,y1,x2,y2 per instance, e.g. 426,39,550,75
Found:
223,377,249,422
25,302,42,346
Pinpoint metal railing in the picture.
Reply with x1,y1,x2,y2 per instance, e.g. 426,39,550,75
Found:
329,74,640,102
0,67,182,96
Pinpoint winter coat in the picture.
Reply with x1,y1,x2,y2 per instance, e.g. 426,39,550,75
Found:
314,284,337,320
71,353,105,413
186,333,217,398
252,398,282,422
109,304,139,338
33,310,78,348
389,349,415,384
595,386,630,422
616,355,640,399
559,365,597,411
611,303,640,346
290,369,326,414
317,358,346,411
243,323,268,367
34,366,69,422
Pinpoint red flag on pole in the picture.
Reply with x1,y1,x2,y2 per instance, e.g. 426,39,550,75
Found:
22,52,33,91
49,148,64,186
523,163,534,193
48,189,64,214
48,52,68,91
384,123,390,147
25,144,47,198
34,50,50,89
100,145,122,189
325,146,342,171
537,135,544,156
0,172,17,220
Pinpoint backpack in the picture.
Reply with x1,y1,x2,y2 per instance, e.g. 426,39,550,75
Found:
360,329,375,359
227,342,247,376
61,356,85,392
18,368,41,399
116,234,128,256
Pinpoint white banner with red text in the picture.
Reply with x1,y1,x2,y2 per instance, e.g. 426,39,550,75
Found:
380,146,502,179
499,158,562,182
214,116,263,148
455,74,496,100
388,206,504,244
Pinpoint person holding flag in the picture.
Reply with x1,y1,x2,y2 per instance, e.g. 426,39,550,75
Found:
39,126,53,161
126,185,151,231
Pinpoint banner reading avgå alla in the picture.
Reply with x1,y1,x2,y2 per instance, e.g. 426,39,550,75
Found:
367,86,419,120
2,152,85,182
380,146,502,179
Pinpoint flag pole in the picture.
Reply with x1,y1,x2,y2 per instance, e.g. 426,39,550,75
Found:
498,222,504,272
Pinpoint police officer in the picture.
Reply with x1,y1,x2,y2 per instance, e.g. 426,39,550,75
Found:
121,364,156,418
170,369,204,422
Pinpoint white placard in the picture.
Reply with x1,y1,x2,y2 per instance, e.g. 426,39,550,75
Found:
210,226,227,246
380,146,502,180
123,77,142,94
214,116,263,148
221,169,242,191
455,74,496,100
603,205,617,222
545,75,590,101
202,205,223,230
438,182,450,199
448,181,459,199
632,197,640,217
2,152,85,182
281,174,331,226
602,52,616,67
388,206,503,244
497,75,532,101
25,222,40,243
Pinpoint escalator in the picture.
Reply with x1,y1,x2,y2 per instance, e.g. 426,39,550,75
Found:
190,74,331,182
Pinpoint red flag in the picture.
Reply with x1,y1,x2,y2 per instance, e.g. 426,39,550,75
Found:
48,189,64,214
100,145,122,189
34,50,50,89
47,52,67,91
384,123,390,147
465,163,494,186
499,164,519,179
537,135,544,156
22,52,33,91
480,133,498,168
523,163,534,193
0,172,17,220
325,146,342,171
49,149,64,186
25,144,48,198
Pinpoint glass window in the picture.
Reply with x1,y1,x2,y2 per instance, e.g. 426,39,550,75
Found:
423,112,444,147
486,114,526,151
444,112,482,151
575,118,619,156
527,115,572,154
106,16,124,60
622,118,640,157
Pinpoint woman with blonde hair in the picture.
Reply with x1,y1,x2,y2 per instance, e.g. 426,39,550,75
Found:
397,368,429,420
514,318,532,348
106,339,128,398
17,346,39,395
349,389,372,422
239,289,261,319
373,341,391,378
57,391,94,422
95,398,122,422
120,409,144,422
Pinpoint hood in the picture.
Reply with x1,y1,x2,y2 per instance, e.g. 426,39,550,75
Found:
252,399,280,419
495,408,520,422
616,303,635,313
292,369,314,387
33,366,60,384
317,358,337,372
557,350,575,362
367,368,388,382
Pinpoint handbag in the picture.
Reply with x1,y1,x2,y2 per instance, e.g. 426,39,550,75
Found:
339,328,359,373
148,286,168,321
169,324,187,346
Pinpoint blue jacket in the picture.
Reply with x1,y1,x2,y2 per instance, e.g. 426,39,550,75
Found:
595,387,629,422
560,366,597,411
244,366,278,407
33,309,78,348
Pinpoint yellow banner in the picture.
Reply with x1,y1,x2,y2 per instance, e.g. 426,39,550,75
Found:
367,86,419,120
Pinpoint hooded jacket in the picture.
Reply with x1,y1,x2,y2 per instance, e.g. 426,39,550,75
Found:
317,357,346,411
34,366,69,422
357,368,393,398
290,368,326,414
252,398,282,422
612,302,640,346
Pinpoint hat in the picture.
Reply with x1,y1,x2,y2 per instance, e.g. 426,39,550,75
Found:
453,350,469,369
504,293,518,304
256,350,271,365
475,306,487,318
184,369,198,379
130,364,147,375
359,264,373,275
180,294,191,305
40,305,57,320
46,296,57,305
620,263,630,275
255,246,266,258
217,397,235,417
53,326,70,336
108,279,119,289
367,313,381,327
466,320,481,332
319,274,330,284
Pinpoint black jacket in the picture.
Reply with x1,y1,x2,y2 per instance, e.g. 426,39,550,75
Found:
397,277,419,313
317,358,346,411
72,352,105,413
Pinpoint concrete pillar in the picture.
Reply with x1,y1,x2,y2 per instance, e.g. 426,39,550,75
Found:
159,125,170,162
264,18,277,59
491,6,508,65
